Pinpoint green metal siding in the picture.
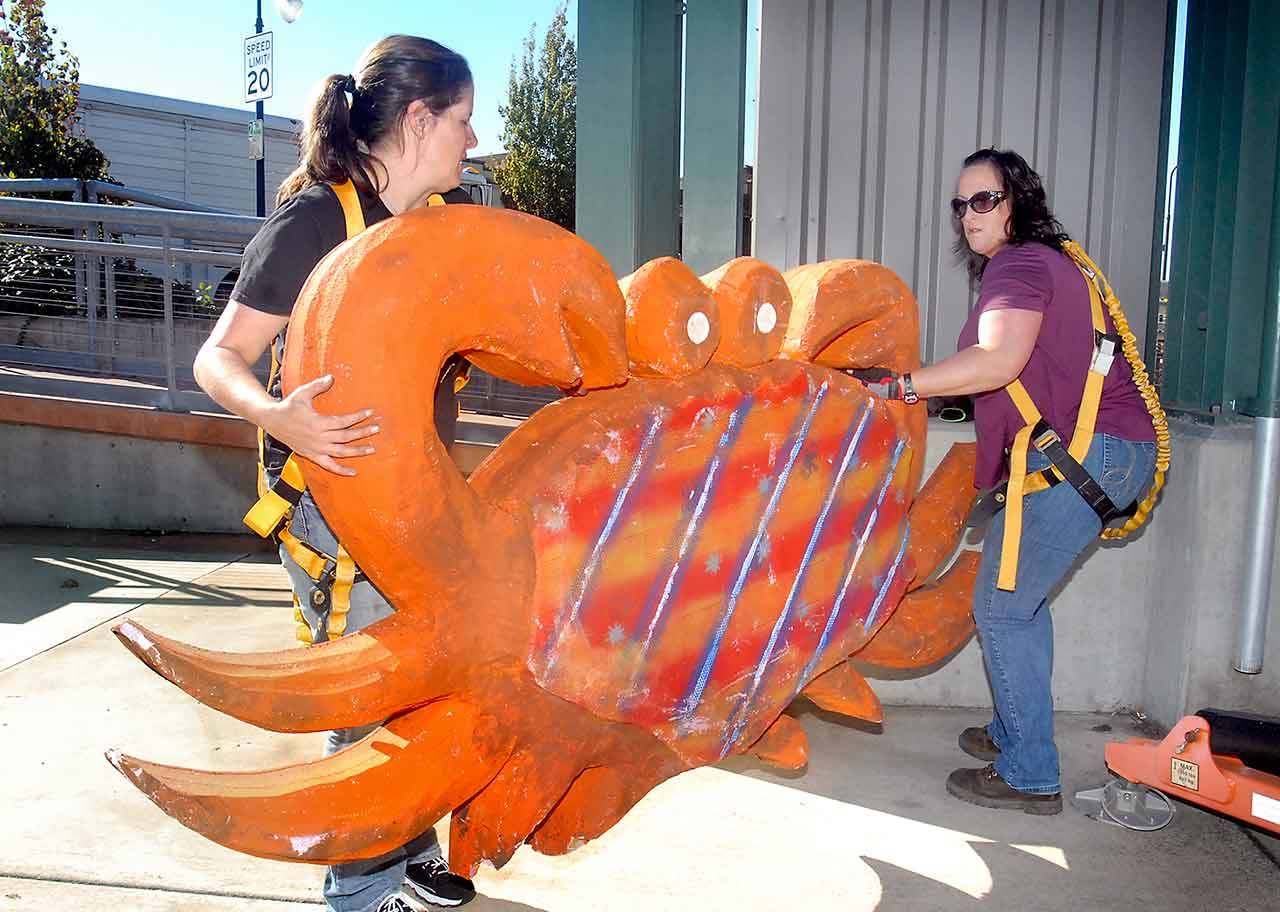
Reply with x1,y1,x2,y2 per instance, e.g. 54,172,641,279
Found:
1164,0,1280,416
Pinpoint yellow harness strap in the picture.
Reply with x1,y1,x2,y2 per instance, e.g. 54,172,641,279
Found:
332,178,366,239
996,257,1109,591
243,179,367,641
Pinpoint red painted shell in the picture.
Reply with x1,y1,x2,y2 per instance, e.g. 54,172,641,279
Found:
474,362,915,764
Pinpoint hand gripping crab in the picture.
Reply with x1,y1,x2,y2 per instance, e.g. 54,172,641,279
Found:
108,206,979,875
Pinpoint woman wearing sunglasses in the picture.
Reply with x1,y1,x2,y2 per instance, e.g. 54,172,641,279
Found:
863,148,1157,814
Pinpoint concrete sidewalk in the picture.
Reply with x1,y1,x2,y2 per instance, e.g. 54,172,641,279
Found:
1,530,1277,911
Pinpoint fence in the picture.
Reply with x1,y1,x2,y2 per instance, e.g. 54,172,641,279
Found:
0,185,560,424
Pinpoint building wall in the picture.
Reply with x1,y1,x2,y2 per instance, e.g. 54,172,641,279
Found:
77,85,302,215
753,0,1169,364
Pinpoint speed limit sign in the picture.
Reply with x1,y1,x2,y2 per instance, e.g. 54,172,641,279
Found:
244,31,274,103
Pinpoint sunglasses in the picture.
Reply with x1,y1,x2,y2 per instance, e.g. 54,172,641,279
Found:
950,190,1007,219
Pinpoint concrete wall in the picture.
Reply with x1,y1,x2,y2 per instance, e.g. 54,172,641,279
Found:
0,423,257,532
866,419,1280,724
3,408,1276,722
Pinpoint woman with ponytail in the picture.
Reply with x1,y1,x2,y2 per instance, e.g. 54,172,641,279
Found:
194,35,478,912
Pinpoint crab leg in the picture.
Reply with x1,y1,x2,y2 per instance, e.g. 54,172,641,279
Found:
854,441,980,668
856,550,979,669
904,442,978,588
112,614,449,733
106,698,513,864
449,746,586,874
528,755,688,857
800,658,884,724
749,713,809,771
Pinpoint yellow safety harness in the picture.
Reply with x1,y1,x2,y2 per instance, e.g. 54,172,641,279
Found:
243,180,459,642
983,241,1171,591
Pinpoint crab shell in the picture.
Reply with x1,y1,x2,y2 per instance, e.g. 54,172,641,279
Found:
108,207,978,876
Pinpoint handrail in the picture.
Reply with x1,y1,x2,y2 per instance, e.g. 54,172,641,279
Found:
0,196,261,236
0,231,244,266
84,180,233,214
0,178,86,196
0,178,236,214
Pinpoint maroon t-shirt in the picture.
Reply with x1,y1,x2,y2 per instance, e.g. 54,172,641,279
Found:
956,242,1155,489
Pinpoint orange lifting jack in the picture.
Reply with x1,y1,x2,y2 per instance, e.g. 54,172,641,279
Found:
1104,710,1280,835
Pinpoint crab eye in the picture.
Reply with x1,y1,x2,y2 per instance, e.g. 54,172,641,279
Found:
686,311,711,345
756,302,778,335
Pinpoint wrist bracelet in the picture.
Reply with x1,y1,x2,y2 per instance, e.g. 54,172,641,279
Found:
901,372,919,404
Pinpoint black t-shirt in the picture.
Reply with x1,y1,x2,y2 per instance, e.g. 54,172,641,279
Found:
231,182,467,477
232,183,393,316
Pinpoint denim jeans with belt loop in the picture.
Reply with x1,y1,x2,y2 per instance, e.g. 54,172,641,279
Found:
280,492,444,912
973,432,1157,795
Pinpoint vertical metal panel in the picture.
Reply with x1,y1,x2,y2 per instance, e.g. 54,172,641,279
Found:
754,0,1169,365
577,0,682,275
1228,0,1280,417
683,0,747,275
1163,0,1250,413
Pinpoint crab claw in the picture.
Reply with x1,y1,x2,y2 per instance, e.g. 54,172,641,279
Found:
111,614,450,733
778,259,926,493
105,698,513,865
778,260,920,376
282,206,630,621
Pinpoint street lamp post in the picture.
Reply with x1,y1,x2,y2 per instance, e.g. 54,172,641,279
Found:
250,0,302,217
254,0,266,217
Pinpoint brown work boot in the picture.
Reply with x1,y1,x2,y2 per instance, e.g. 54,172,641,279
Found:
946,765,1062,815
959,726,1000,761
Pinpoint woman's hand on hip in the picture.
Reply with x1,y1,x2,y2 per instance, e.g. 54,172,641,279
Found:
264,374,379,477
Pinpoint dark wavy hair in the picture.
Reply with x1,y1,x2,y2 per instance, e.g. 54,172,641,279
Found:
277,35,472,204
954,148,1070,281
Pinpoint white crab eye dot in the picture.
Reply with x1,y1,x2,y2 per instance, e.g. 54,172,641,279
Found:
686,311,711,345
756,302,778,335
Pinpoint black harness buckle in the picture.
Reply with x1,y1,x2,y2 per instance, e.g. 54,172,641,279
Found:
968,420,1138,532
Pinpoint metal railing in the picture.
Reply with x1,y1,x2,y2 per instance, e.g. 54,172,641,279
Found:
0,193,261,411
0,188,560,424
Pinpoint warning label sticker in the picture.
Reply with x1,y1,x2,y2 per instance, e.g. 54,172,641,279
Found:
1170,757,1199,791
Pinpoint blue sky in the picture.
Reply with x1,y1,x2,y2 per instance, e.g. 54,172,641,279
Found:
44,0,583,157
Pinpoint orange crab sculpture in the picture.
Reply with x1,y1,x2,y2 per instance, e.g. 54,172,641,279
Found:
108,206,978,875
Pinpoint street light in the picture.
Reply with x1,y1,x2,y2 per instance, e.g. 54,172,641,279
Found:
276,0,303,24
252,0,303,216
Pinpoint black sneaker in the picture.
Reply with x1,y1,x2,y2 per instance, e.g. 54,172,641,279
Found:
377,892,429,912
405,856,476,908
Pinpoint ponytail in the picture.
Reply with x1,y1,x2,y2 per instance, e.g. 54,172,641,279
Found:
276,36,472,206
276,74,371,204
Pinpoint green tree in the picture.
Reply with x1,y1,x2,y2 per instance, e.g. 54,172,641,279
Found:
0,0,111,182
495,3,576,229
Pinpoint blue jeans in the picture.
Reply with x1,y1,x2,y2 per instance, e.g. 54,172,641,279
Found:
280,494,443,912
974,433,1156,795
